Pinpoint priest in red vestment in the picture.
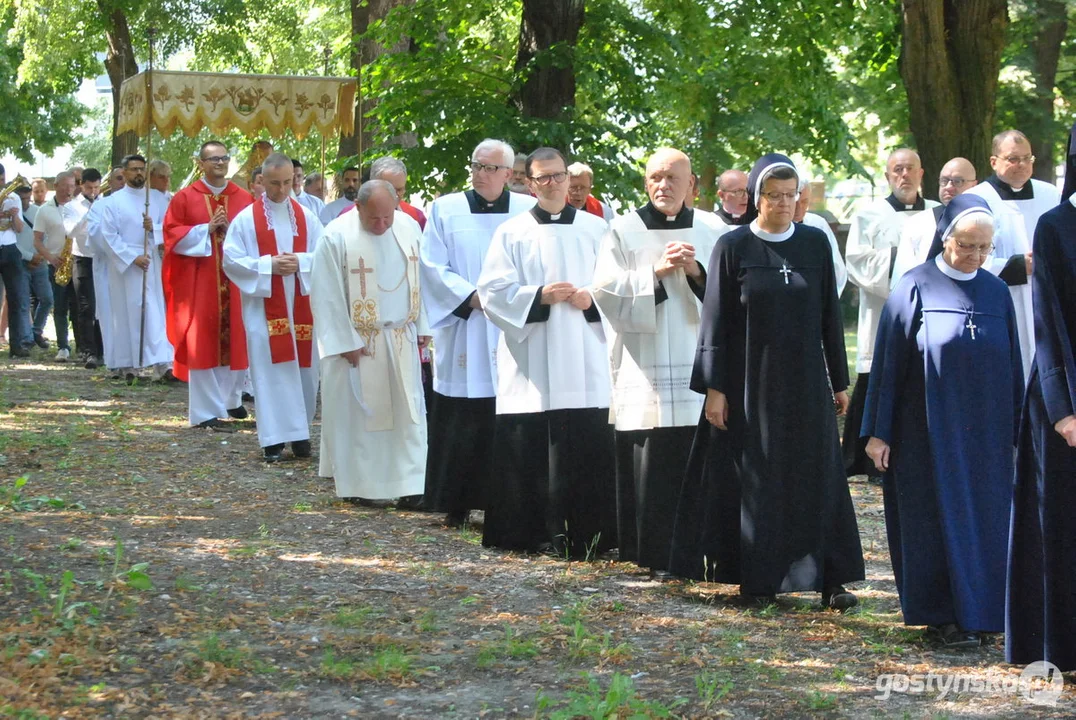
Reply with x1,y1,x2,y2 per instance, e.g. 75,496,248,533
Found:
163,140,254,430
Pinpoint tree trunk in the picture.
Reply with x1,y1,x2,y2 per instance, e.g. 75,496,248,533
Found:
99,4,139,169
1026,0,1067,182
338,0,414,164
900,0,1008,198
512,0,584,121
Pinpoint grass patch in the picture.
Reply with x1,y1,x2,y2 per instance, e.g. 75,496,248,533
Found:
475,625,540,668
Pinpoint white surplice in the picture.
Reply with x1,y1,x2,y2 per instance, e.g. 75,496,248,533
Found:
85,195,113,360
966,178,1060,377
592,205,729,430
478,206,610,414
890,205,944,290
312,210,429,498
419,190,536,397
99,186,174,369
845,197,939,373
223,199,322,447
799,211,847,297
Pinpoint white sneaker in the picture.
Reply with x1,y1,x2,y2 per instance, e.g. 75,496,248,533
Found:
55,348,70,362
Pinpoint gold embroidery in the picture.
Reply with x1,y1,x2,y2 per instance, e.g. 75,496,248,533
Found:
352,298,379,355
267,318,292,336
294,324,313,342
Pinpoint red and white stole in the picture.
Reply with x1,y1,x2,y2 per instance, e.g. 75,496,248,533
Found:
252,197,313,367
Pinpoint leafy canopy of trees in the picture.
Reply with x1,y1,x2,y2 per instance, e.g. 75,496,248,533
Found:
4,0,1076,204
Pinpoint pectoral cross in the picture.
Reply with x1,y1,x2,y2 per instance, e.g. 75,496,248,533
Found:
780,262,792,285
965,315,977,340
351,256,373,298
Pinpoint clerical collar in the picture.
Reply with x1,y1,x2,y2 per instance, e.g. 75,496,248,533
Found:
749,220,795,243
202,179,227,195
465,188,511,214
986,175,1034,201
530,204,576,225
715,206,743,225
935,253,977,280
636,201,693,230
885,193,926,212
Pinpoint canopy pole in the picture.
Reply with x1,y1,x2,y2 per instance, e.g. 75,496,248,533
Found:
138,26,158,370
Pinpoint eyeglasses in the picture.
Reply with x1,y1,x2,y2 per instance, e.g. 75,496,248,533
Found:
470,162,510,174
995,154,1034,165
953,240,994,256
720,188,748,198
529,172,568,186
761,191,799,203
939,177,969,188
202,155,231,164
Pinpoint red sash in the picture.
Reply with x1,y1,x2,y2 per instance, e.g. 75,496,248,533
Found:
252,197,313,367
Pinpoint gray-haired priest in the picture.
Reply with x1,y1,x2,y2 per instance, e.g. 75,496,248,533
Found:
419,138,536,526
311,180,430,503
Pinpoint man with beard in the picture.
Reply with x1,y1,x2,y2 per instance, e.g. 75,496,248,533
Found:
99,155,174,382
320,167,361,224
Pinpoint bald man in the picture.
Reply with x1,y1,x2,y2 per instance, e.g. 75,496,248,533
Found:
715,169,749,225
966,129,1060,377
890,157,977,288
844,149,939,479
592,148,730,576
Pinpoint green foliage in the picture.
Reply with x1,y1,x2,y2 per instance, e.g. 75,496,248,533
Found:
475,624,540,668
0,4,85,161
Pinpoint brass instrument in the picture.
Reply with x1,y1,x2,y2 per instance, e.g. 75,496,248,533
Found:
231,143,272,190
58,179,106,285
0,174,30,231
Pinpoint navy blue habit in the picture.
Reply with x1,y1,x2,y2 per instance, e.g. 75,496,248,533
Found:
861,225,1024,631
1006,197,1076,670
668,154,864,592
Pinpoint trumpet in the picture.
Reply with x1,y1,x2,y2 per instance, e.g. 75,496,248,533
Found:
0,174,30,231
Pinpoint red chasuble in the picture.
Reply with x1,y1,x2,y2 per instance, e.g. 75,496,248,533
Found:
252,197,313,368
163,181,254,381
583,194,605,218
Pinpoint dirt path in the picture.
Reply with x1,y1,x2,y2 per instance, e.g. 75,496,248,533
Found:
0,355,1071,719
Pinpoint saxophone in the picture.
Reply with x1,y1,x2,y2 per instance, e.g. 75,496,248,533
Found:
56,181,104,286
0,174,30,231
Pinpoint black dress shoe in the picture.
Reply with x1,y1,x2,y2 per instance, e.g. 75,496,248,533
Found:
395,494,424,510
33,334,48,349
933,623,980,649
84,355,99,369
263,443,285,463
9,345,30,358
823,585,858,611
227,405,249,420
444,510,469,528
740,591,778,607
291,439,312,458
125,372,137,385
242,392,255,403
196,418,235,433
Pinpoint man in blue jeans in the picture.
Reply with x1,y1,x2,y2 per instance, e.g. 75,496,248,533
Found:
16,185,52,351
0,165,29,357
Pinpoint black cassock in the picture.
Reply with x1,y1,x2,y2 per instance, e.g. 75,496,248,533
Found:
669,224,864,593
1007,201,1076,671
